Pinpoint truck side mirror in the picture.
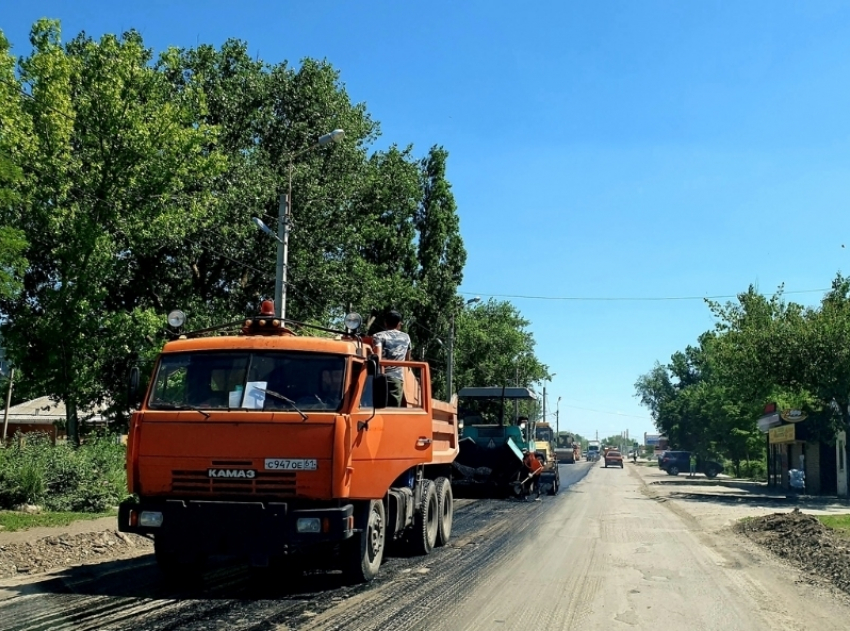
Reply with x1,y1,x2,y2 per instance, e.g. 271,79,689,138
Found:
372,374,389,409
366,355,380,376
128,366,141,408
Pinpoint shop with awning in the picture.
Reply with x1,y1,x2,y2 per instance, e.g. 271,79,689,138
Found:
760,403,838,495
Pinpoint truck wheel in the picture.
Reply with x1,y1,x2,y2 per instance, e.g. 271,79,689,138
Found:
669,466,680,476
343,500,386,583
409,479,438,555
548,471,559,495
705,467,718,479
435,477,453,547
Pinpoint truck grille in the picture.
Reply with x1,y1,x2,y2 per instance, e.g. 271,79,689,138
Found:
171,470,297,496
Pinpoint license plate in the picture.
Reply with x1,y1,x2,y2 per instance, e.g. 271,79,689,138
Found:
264,458,317,471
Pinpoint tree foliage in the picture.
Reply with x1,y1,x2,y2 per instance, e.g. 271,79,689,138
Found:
635,277,850,477
448,299,550,398
0,21,225,442
0,22,549,431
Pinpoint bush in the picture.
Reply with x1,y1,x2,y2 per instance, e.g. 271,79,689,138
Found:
740,459,767,481
0,432,127,512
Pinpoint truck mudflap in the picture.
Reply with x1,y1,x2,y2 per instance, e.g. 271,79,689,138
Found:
118,499,355,556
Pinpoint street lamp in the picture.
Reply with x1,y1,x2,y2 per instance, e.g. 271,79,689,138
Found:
556,396,562,438
446,296,481,398
540,374,555,440
254,129,345,320
251,217,283,243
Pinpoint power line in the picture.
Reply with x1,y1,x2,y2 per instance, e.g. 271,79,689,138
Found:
559,403,651,420
460,288,830,303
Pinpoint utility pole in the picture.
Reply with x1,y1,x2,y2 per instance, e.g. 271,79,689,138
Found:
270,129,344,320
542,385,546,428
275,192,289,319
446,297,479,399
2,367,15,445
446,313,455,399
514,360,520,419
556,396,561,438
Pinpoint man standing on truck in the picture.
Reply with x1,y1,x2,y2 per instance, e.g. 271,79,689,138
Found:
372,310,412,407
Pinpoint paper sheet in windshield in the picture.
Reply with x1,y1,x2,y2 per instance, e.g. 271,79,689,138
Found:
242,381,268,409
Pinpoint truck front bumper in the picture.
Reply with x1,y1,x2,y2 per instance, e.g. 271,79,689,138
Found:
118,499,355,556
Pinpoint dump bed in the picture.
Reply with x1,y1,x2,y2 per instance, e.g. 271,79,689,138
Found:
401,366,458,465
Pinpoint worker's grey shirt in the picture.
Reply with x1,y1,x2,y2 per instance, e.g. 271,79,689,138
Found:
372,330,412,380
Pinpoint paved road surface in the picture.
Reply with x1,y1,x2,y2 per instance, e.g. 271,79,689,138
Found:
2,461,849,630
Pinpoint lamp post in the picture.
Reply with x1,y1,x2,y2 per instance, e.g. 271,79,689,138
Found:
446,296,480,398
254,129,344,320
1,367,14,445
556,396,561,439
539,374,554,441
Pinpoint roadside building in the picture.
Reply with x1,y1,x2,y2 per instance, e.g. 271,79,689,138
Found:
1,396,110,443
645,433,668,458
759,403,839,496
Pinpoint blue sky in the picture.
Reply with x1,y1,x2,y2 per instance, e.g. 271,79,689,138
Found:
4,1,850,442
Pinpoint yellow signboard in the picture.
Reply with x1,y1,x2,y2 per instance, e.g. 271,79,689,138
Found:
769,424,796,444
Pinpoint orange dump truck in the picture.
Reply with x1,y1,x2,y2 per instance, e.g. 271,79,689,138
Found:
118,303,458,582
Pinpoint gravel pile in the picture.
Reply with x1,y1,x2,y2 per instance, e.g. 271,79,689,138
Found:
737,508,850,596
0,529,152,579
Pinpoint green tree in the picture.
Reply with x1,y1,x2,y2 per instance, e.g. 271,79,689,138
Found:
0,21,225,443
411,146,466,387
451,299,550,394
0,33,28,300
636,282,843,477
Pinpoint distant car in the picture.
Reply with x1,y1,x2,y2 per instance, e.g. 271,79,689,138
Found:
604,450,624,468
658,451,723,478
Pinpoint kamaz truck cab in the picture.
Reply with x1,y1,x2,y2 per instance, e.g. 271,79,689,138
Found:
118,302,458,583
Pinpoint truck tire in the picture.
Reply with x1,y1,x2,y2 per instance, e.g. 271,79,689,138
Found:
705,467,718,479
548,470,559,496
343,499,386,583
669,466,680,476
409,479,438,555
435,477,453,547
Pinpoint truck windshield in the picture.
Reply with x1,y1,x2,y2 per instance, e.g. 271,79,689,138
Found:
535,428,554,442
149,351,346,412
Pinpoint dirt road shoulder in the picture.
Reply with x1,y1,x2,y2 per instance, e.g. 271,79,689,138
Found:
629,462,850,603
630,462,848,530
0,515,152,581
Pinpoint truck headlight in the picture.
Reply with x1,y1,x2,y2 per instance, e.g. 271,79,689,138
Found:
139,511,164,528
296,517,321,533
344,312,362,331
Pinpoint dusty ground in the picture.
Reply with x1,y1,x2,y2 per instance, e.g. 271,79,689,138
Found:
0,522,152,579
1,463,850,630
634,464,850,604
635,464,849,528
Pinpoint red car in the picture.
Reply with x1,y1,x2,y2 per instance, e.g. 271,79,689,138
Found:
604,450,624,468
